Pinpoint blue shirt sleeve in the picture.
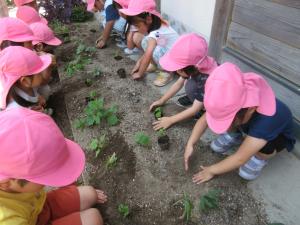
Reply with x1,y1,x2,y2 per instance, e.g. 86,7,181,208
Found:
105,4,120,22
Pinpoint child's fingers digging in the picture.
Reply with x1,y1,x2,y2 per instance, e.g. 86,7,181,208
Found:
96,190,107,203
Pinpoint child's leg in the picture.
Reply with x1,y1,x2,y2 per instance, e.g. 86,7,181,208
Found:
133,32,144,50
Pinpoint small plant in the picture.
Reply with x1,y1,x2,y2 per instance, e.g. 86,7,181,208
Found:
90,134,107,157
89,90,97,99
50,19,69,35
154,107,163,119
156,128,166,137
106,152,118,169
70,5,94,22
135,132,151,147
92,68,102,78
65,55,91,76
85,78,92,87
174,192,194,222
74,118,85,130
268,223,284,225
76,43,97,55
199,189,221,213
118,204,130,218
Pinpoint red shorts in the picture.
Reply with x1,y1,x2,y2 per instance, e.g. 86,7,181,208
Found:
37,185,82,225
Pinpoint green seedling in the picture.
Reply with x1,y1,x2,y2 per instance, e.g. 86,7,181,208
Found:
106,152,118,169
70,5,94,22
118,204,130,218
74,118,85,130
76,43,97,55
156,128,166,137
65,55,91,76
90,134,107,157
199,189,221,213
92,68,102,77
89,90,97,99
85,78,92,87
135,132,151,147
154,107,163,119
174,192,193,222
50,20,69,35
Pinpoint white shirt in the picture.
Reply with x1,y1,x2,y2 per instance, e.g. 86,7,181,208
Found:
147,25,179,50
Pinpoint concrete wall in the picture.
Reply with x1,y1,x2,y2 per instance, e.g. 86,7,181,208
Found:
161,0,216,42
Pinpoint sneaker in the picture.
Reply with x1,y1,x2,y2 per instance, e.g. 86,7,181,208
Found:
176,95,192,108
116,41,127,48
153,72,174,87
239,156,267,180
210,132,243,154
124,47,141,55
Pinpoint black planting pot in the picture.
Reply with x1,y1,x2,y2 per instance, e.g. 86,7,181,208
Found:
117,68,126,78
114,55,123,61
158,135,170,151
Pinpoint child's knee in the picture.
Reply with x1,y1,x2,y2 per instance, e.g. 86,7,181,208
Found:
78,186,98,210
80,208,103,225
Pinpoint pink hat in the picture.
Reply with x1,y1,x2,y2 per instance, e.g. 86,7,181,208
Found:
0,17,37,43
14,0,34,7
30,22,62,46
204,63,276,134
86,0,95,11
159,33,218,74
0,46,52,109
0,107,85,186
119,0,161,18
114,0,129,8
16,6,48,25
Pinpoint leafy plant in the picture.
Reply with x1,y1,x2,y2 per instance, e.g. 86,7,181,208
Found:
76,98,119,128
74,118,85,130
156,128,166,137
199,189,221,213
154,107,163,119
76,43,97,55
106,152,118,169
118,204,130,218
135,132,151,147
89,90,97,99
70,5,94,22
65,55,91,76
174,192,193,222
85,78,92,86
90,135,107,157
49,20,70,35
92,68,103,78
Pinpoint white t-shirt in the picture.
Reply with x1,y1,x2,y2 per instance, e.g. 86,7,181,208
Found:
147,25,179,51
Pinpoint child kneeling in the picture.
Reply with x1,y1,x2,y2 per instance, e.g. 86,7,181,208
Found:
0,107,107,225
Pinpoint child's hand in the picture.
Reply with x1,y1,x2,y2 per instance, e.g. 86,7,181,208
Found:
131,59,141,74
184,144,194,171
152,117,174,130
132,72,143,80
96,40,106,49
149,99,164,112
95,35,103,44
192,166,215,184
38,95,46,107
96,189,107,204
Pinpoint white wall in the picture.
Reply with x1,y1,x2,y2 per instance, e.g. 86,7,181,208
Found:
161,0,216,42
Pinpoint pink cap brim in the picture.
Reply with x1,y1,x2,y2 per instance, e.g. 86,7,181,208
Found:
119,8,143,16
6,33,39,43
159,52,187,71
87,2,95,11
33,37,62,46
25,139,85,187
40,17,48,25
206,112,236,134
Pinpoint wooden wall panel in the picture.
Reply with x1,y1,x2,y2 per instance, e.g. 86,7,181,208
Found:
232,0,300,48
266,0,300,9
227,22,300,86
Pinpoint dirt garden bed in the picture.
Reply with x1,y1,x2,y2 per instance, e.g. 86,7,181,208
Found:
50,19,270,225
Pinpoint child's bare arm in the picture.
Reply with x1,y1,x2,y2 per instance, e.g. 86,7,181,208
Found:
193,136,267,183
149,77,185,111
153,100,203,130
184,113,208,170
96,21,115,48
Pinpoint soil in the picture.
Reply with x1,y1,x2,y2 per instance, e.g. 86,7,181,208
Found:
53,20,269,225
117,68,126,79
158,135,170,151
114,55,123,61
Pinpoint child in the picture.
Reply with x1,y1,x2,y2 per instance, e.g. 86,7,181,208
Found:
0,107,106,225
0,17,37,50
120,0,179,86
87,0,127,49
113,0,143,54
0,46,52,111
149,34,217,130
184,63,296,182
16,5,48,25
14,0,38,10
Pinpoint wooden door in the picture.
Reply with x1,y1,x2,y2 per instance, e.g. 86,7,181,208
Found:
209,0,300,154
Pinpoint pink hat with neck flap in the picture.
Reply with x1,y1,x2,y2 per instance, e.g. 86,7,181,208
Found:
0,46,52,109
16,6,48,25
159,33,217,74
14,0,35,7
30,22,62,46
204,63,276,134
0,107,85,187
119,0,161,18
0,17,37,44
86,0,95,11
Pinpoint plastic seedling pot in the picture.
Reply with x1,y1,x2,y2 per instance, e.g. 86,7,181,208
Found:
114,55,123,61
117,68,126,78
158,135,170,151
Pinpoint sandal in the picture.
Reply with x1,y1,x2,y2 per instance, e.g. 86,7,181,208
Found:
146,63,157,73
153,72,174,87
